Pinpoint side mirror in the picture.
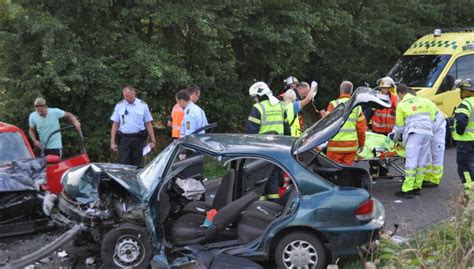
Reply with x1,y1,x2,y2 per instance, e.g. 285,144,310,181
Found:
437,75,455,94
46,155,60,164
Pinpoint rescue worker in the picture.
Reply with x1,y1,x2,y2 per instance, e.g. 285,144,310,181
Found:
176,89,208,136
169,101,184,139
418,91,446,188
391,84,436,198
110,85,156,166
279,76,309,132
283,76,299,91
246,81,290,135
452,78,474,191
325,81,366,165
246,81,290,201
168,84,201,139
282,82,317,137
366,77,398,176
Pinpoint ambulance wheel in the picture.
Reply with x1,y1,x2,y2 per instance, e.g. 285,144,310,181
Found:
101,223,153,269
275,232,327,269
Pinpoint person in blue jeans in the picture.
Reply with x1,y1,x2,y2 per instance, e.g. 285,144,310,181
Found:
28,97,81,158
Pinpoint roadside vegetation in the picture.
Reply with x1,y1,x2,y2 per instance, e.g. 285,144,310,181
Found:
342,193,474,269
1,0,473,161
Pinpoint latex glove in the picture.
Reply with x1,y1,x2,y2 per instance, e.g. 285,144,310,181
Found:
320,109,328,118
358,146,365,153
310,81,318,98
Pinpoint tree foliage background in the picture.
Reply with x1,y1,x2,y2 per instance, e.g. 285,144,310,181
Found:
1,0,473,160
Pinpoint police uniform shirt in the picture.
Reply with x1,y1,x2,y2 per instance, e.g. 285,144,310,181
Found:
110,98,153,134
181,102,208,136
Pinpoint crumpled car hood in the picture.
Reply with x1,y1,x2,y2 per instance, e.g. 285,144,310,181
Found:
61,163,143,204
0,158,46,192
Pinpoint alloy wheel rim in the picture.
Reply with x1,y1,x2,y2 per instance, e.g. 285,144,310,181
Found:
282,239,318,269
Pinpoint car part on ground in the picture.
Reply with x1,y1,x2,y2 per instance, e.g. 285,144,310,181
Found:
4,224,84,269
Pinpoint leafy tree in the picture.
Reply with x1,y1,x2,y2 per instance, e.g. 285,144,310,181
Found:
1,0,473,160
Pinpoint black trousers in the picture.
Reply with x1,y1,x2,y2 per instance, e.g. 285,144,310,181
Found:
44,148,61,158
118,136,145,166
456,141,474,187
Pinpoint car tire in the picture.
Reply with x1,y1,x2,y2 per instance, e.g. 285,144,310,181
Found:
101,223,153,269
275,232,327,269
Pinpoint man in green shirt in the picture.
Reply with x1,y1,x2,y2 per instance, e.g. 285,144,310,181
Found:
28,98,81,158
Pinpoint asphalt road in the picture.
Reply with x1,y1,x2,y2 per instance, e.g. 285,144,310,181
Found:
366,146,463,236
0,146,464,267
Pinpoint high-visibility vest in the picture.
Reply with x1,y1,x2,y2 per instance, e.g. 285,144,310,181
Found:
372,93,397,134
330,97,360,142
171,103,184,138
285,103,302,137
396,94,435,139
253,100,285,135
453,96,474,141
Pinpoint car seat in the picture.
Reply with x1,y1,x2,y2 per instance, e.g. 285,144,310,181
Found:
171,191,258,245
237,200,284,244
181,169,236,214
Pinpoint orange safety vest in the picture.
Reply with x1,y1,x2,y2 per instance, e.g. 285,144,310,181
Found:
372,93,397,134
171,103,184,139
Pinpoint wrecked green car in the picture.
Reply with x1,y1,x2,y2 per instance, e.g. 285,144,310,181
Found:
24,88,387,269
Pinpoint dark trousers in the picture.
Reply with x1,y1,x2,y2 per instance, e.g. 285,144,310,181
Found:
265,167,281,201
119,136,145,166
456,141,474,187
44,148,61,159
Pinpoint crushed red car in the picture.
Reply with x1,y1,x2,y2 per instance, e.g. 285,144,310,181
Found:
0,122,90,237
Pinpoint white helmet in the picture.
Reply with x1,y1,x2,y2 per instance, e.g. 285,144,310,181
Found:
284,76,299,85
249,81,272,97
249,81,280,105
379,76,395,88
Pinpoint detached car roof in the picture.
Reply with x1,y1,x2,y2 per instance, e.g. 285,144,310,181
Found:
180,133,295,156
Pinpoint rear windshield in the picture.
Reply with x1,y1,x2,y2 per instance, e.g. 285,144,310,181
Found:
388,55,451,87
0,132,33,162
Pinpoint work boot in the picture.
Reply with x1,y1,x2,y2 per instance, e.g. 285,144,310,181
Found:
395,190,414,199
412,189,421,196
422,181,439,188
369,166,378,177
379,166,390,177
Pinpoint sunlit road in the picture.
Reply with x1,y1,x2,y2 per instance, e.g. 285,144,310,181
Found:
367,146,463,236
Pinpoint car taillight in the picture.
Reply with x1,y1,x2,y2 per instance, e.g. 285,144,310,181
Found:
355,198,374,221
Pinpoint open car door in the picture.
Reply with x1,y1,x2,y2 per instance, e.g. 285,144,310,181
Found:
42,126,90,194
292,87,391,155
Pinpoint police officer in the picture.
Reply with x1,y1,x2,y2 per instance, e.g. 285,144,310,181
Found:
176,89,208,136
110,85,156,166
391,84,436,198
246,82,290,202
453,78,474,191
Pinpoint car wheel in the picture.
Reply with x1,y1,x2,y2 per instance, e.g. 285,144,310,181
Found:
275,232,327,269
101,223,153,269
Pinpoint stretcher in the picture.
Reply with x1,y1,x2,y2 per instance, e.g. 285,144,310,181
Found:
355,131,406,180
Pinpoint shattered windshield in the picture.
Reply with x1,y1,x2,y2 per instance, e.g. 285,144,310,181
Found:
388,55,451,87
0,132,33,162
138,141,177,192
